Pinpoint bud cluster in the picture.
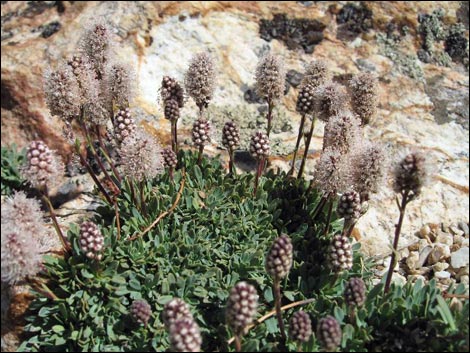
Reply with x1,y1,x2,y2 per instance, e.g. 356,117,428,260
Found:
169,317,202,352
79,221,104,261
130,299,152,326
249,132,270,159
344,277,366,307
161,147,178,169
337,190,362,222
222,121,240,151
289,310,312,343
226,281,259,334
113,108,136,144
327,233,353,272
21,140,64,190
266,234,293,280
162,298,193,329
317,316,342,351
192,118,211,147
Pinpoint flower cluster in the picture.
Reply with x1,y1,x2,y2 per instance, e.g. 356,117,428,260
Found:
255,53,286,102
118,128,164,181
185,52,216,110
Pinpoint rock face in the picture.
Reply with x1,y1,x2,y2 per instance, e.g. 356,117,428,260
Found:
1,2,468,255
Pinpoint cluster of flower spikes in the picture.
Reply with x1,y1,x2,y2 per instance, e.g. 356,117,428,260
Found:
161,76,184,121
249,131,270,159
226,281,259,335
349,72,378,126
79,221,104,261
162,298,201,352
295,60,330,115
118,128,164,182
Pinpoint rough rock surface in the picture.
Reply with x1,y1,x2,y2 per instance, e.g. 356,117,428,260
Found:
2,0,468,252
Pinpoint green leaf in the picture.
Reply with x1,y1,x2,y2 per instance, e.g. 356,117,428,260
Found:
157,295,174,305
334,306,344,323
265,317,278,334
52,325,65,333
81,268,95,279
436,295,456,331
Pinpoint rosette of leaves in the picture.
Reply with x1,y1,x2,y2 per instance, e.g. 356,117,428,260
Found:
18,150,467,352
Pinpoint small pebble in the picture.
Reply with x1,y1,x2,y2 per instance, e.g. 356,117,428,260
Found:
458,222,469,236
427,244,450,265
449,225,464,237
459,275,469,285
434,270,451,280
450,247,469,269
407,274,427,283
435,231,453,246
432,262,449,272
419,224,431,238
406,251,420,270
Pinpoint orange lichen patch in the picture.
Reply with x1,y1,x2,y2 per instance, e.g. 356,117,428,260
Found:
351,227,362,241
9,292,35,322
140,120,172,146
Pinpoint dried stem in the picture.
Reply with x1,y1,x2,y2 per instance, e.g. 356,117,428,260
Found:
96,126,122,183
253,157,264,196
228,149,236,176
297,117,316,179
139,180,147,217
227,298,316,345
28,277,59,301
128,170,186,241
75,141,113,204
266,97,274,138
82,123,118,192
323,199,334,237
171,120,178,154
127,179,138,207
311,196,327,222
114,200,121,241
442,292,470,299
288,113,307,176
42,187,70,253
384,190,410,293
197,145,204,165
273,278,287,345
342,219,356,238
234,335,242,352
